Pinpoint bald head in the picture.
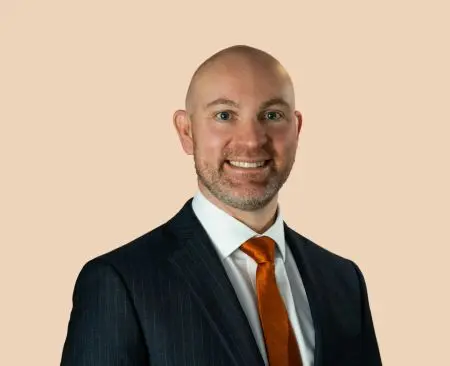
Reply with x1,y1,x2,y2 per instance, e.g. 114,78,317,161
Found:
185,45,295,116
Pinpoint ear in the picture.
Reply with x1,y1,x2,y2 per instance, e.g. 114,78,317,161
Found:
173,109,194,155
294,110,303,138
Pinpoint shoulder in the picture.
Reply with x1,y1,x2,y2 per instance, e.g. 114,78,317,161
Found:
286,225,352,264
77,222,174,284
285,224,362,283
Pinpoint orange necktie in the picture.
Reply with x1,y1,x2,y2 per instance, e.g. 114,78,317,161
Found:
240,236,303,366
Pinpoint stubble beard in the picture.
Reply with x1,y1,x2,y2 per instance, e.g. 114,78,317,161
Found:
193,150,296,212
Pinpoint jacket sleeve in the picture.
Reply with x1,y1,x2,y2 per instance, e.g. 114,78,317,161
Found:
60,259,149,366
352,262,383,365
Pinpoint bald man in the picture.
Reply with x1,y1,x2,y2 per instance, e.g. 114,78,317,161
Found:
61,45,382,366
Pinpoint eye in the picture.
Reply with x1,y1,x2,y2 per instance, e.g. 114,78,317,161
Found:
263,111,283,121
214,111,234,121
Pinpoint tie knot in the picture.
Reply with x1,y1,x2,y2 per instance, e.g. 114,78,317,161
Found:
240,236,276,264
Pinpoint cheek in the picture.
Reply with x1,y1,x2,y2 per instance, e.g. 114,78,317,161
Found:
194,126,229,159
270,129,298,156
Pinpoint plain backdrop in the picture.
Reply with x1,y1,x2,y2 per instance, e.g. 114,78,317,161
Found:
1,1,449,364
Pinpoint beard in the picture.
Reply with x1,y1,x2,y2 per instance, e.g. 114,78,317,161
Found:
193,146,296,212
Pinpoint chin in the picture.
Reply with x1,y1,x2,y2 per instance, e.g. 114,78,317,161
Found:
215,187,277,212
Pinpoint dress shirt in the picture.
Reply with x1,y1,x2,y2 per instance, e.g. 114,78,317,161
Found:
192,191,315,366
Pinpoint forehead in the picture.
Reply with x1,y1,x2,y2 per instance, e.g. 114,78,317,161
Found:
192,58,294,109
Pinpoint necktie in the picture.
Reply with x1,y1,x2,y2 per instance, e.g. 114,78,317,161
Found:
240,236,303,366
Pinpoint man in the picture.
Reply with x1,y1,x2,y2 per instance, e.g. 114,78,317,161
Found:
61,45,382,366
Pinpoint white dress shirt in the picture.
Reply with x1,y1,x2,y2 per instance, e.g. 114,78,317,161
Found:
192,191,315,366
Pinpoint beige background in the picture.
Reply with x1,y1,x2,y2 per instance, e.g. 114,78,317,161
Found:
1,1,449,364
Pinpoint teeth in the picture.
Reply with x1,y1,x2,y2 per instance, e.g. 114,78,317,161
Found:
229,160,266,168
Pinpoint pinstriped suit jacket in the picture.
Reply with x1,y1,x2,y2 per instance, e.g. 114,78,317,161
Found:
61,198,382,366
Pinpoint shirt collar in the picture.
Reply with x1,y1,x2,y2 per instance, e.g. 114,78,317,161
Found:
192,190,286,262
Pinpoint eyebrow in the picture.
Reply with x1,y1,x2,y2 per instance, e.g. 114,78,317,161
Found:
205,98,239,109
204,97,291,110
259,97,291,110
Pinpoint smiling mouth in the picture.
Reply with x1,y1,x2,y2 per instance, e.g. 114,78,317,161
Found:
226,160,271,169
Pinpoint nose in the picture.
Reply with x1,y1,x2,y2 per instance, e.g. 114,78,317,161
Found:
234,117,268,149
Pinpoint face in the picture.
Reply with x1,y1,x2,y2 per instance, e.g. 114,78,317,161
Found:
175,57,302,211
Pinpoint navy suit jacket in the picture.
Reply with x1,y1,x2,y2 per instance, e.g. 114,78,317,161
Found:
61,198,382,365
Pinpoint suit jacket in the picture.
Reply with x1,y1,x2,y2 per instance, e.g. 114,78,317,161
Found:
61,198,382,366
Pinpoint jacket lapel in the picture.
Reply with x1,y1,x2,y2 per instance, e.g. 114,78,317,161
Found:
165,199,265,366
284,223,324,366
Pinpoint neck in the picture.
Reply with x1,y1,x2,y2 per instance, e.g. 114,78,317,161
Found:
198,183,279,234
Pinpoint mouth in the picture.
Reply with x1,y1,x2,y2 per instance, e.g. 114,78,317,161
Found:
225,159,272,169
